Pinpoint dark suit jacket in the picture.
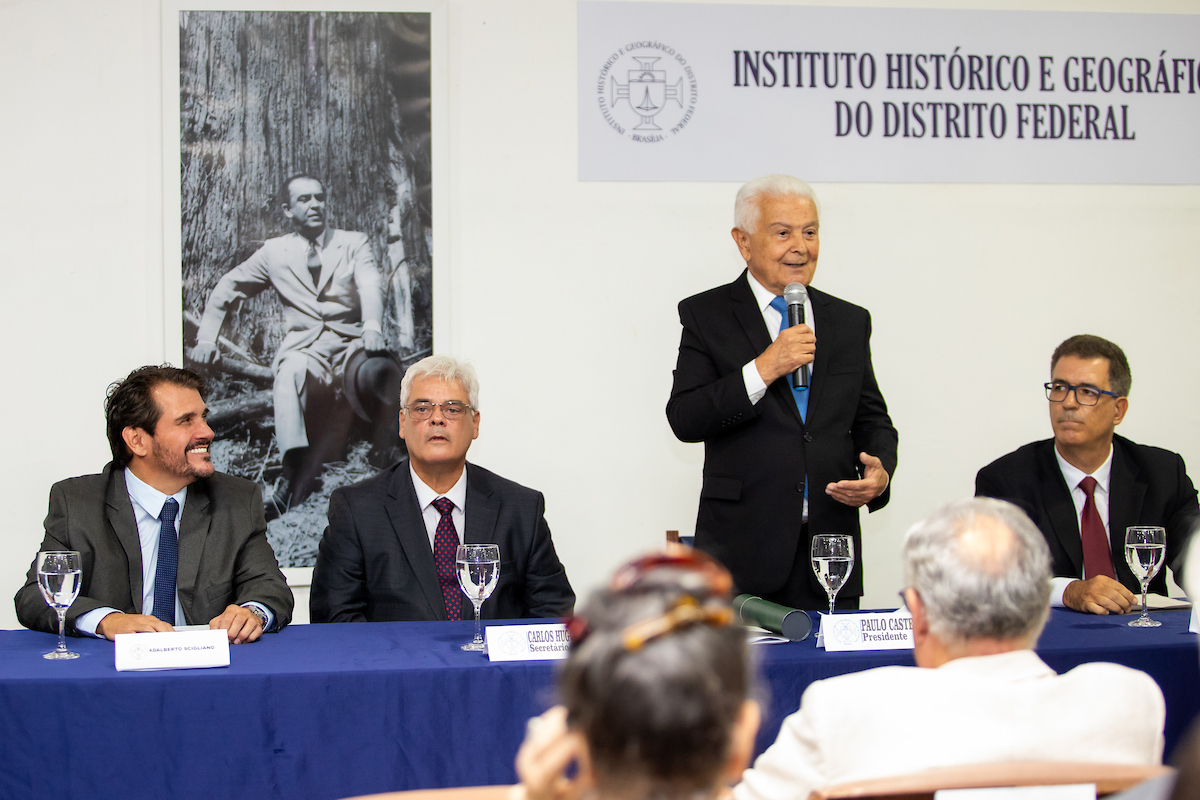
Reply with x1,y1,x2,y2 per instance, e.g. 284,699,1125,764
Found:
975,435,1198,595
309,459,575,622
14,464,294,635
666,271,898,601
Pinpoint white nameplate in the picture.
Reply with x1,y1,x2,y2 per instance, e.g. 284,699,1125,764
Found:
1191,605,1198,634
817,610,914,651
115,629,230,671
486,623,571,662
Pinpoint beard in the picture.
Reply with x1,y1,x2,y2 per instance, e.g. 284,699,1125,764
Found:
150,438,215,484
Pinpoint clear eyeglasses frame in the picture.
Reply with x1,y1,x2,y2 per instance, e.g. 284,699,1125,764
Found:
1044,381,1120,406
404,401,473,421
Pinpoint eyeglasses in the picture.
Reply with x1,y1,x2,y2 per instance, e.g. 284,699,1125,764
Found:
404,401,473,421
566,548,735,651
1044,381,1120,406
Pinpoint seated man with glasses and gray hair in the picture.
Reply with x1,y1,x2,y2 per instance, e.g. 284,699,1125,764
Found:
733,498,1164,800
976,334,1198,615
309,354,575,622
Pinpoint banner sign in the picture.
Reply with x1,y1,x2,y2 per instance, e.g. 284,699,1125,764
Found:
578,2,1200,183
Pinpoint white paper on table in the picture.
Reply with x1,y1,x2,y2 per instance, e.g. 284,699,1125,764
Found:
1191,605,1198,634
935,784,1096,800
1132,593,1193,611
743,626,789,645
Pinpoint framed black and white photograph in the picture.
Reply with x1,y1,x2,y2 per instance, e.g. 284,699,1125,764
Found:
163,1,447,576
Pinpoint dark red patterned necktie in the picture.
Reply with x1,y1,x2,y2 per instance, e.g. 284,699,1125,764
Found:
432,497,462,620
1079,477,1116,580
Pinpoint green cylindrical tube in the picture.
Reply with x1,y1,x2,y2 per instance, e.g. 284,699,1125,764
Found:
733,594,813,641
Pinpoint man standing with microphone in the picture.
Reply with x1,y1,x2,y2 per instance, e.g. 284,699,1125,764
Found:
667,174,897,610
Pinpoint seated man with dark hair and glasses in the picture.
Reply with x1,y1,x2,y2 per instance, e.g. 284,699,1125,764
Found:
976,334,1199,615
309,354,575,622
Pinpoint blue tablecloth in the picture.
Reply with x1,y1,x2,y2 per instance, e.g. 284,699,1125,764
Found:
0,608,1194,800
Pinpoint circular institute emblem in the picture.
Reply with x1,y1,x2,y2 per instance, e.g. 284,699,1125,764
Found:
832,619,861,647
596,41,698,142
496,630,525,659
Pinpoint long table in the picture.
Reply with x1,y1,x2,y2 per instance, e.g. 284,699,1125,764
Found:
0,608,1195,800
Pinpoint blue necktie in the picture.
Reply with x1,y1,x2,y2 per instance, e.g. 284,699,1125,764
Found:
154,498,179,625
769,295,810,423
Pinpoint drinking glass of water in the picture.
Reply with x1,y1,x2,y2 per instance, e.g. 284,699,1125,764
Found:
1124,526,1166,628
457,544,500,652
810,534,854,617
37,551,82,660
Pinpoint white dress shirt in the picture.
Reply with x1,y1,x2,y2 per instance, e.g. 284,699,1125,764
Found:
410,465,468,551
738,273,815,520
740,271,815,404
1051,444,1114,606
76,468,273,636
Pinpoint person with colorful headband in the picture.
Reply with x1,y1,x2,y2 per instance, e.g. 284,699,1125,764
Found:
515,548,760,800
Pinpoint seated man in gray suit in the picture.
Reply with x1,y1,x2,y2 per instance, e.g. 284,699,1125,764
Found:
14,366,293,643
733,498,1164,800
310,355,575,622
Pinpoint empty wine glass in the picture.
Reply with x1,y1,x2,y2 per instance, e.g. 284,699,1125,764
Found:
37,551,82,660
1124,526,1166,628
811,534,854,618
457,544,500,651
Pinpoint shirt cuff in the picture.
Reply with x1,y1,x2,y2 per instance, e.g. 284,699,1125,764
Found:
1049,576,1072,607
242,601,275,632
361,321,383,335
743,360,768,405
76,607,121,638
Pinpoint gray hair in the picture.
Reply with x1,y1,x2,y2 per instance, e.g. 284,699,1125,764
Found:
733,174,819,233
903,498,1052,645
1051,334,1132,398
399,354,480,410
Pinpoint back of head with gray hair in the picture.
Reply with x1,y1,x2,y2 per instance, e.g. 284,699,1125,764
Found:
399,355,480,410
733,174,819,233
903,497,1052,645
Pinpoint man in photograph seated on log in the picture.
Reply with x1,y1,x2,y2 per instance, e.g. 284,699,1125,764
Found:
193,174,403,520
14,365,293,642
733,498,1164,800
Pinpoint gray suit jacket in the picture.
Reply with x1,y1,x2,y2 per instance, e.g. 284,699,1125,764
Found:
309,459,575,622
14,464,294,635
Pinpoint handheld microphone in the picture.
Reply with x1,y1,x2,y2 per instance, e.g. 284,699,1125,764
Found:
783,283,809,389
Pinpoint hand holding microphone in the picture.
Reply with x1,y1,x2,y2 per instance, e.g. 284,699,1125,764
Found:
784,282,809,389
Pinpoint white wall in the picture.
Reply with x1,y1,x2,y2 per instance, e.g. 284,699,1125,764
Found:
1,0,1197,631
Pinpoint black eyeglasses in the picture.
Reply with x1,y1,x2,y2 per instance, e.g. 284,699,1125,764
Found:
898,588,922,611
1044,381,1120,406
404,401,473,421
